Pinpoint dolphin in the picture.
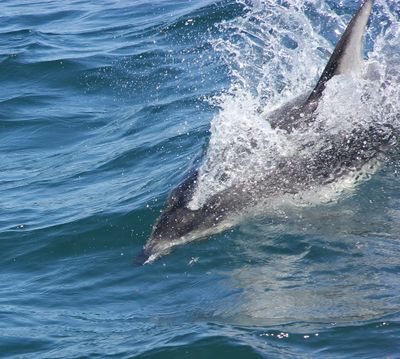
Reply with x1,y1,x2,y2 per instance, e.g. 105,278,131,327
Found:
136,0,398,265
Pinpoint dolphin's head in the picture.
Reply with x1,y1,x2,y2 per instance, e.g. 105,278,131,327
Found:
152,204,202,241
135,170,224,265
136,202,216,265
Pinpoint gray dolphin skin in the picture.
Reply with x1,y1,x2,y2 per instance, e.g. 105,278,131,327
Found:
136,0,398,265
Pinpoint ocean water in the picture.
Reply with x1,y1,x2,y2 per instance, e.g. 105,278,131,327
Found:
1,0,400,358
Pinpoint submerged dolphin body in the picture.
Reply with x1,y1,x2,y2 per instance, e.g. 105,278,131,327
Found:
136,0,397,265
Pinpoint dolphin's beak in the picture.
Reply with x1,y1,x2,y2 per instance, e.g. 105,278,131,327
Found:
133,248,150,266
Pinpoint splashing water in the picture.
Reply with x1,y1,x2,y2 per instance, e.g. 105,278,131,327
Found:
189,0,400,210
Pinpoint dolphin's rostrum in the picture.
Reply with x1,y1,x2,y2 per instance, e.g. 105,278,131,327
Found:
136,0,398,265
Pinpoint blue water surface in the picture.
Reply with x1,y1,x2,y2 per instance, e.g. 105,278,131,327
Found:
1,0,400,358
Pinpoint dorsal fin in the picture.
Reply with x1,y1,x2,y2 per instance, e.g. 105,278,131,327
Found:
307,0,374,103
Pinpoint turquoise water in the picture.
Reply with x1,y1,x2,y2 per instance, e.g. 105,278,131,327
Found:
1,0,400,357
